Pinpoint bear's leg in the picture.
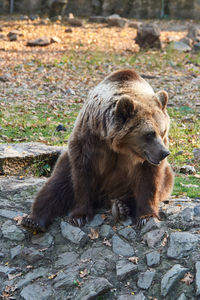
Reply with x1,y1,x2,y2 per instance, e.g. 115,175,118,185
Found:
21,152,74,232
133,161,173,228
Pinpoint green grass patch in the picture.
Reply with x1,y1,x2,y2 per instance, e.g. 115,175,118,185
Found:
173,175,200,198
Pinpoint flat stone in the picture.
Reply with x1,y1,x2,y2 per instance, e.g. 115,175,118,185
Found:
177,293,187,300
120,218,132,226
61,221,88,246
2,220,25,241
167,232,198,259
135,23,161,48
143,229,165,248
88,214,104,227
10,245,22,259
193,148,200,161
100,224,114,238
195,261,200,296
141,218,161,235
179,207,194,222
75,277,112,300
89,16,107,23
21,247,44,263
81,246,114,261
31,232,54,248
0,142,64,175
16,267,48,289
20,283,52,300
50,36,61,43
118,227,136,241
194,205,200,216
118,293,146,300
66,88,76,95
112,234,135,257
0,209,24,219
0,265,16,276
106,14,127,28
171,41,191,52
53,265,79,288
137,270,156,289
55,251,79,267
67,18,83,27
27,37,51,46
116,259,138,280
146,251,160,266
161,264,188,296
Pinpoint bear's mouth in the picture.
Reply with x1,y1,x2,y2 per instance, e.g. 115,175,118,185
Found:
144,151,160,166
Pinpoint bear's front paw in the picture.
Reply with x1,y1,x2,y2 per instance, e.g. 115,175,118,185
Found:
111,199,130,222
21,215,46,233
136,214,158,229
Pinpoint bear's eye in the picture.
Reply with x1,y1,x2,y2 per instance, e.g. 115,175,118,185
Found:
145,131,156,139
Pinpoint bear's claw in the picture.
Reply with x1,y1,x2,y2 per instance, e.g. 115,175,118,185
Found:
69,216,90,227
136,215,158,229
21,215,46,233
111,199,130,221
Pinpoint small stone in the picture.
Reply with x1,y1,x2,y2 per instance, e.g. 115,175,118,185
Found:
67,18,83,27
167,232,198,259
66,88,76,95
0,75,9,82
141,218,161,235
0,209,24,219
0,34,5,39
31,232,53,248
171,41,191,52
65,28,73,33
0,265,16,276
20,283,52,300
137,270,155,290
61,221,88,246
143,229,165,248
100,224,114,238
75,277,112,300
55,251,79,267
118,227,136,241
81,246,113,261
194,43,200,51
180,37,193,47
50,36,61,43
27,37,51,46
177,293,187,300
88,214,104,227
128,21,141,29
112,234,134,257
21,247,44,263
20,15,29,20
193,148,200,161
7,30,22,37
106,14,127,28
195,261,200,296
146,251,160,267
116,259,137,280
10,245,22,259
194,205,200,216
135,23,161,48
53,265,79,288
16,267,48,289
179,207,194,222
118,293,146,300
180,165,196,174
2,220,25,241
29,15,39,21
8,34,17,41
161,264,188,296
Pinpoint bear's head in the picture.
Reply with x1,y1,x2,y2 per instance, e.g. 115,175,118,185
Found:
111,90,170,166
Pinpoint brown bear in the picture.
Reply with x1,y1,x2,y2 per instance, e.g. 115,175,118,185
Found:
22,69,174,232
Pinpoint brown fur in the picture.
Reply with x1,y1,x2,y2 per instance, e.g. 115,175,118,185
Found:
22,69,174,231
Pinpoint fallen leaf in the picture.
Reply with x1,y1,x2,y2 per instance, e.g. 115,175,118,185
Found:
88,228,99,240
79,268,88,278
181,272,194,285
128,256,139,264
103,238,111,247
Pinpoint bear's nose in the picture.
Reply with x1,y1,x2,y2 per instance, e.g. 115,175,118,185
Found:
161,150,170,160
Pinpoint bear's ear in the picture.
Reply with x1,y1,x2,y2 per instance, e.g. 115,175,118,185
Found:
156,90,168,110
115,97,134,122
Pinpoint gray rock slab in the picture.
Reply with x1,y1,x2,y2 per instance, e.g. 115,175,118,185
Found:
118,227,136,241
116,259,138,280
172,41,192,52
21,247,44,263
177,293,187,300
179,207,194,222
146,251,160,267
137,270,156,290
81,246,114,261
54,265,79,289
55,251,79,267
20,283,52,300
0,209,24,219
112,234,135,257
0,142,64,175
167,232,198,259
16,267,48,289
195,261,200,296
61,221,88,246
88,214,104,227
0,265,16,276
75,277,112,300
141,218,161,235
10,245,22,259
143,229,165,248
118,293,146,300
100,224,114,238
31,232,54,248
2,220,25,241
161,264,188,296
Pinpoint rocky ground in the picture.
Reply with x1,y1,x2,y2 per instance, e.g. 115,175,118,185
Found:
0,173,200,300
